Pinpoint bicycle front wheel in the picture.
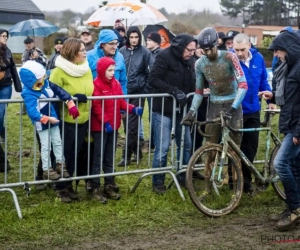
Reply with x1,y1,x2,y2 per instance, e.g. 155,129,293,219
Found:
269,145,286,201
186,144,243,217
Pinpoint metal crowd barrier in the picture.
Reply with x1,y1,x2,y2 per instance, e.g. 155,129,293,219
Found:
0,91,280,219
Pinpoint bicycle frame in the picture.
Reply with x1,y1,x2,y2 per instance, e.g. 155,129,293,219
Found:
218,115,281,186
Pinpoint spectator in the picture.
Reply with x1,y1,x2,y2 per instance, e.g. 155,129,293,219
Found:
148,33,196,194
80,29,94,51
29,47,47,68
87,29,127,95
119,26,153,166
158,29,171,49
20,37,47,115
50,38,94,203
146,32,161,57
47,37,64,73
19,60,79,181
223,30,239,51
217,32,226,50
91,56,143,203
0,28,22,172
267,29,300,231
115,26,127,49
232,33,273,193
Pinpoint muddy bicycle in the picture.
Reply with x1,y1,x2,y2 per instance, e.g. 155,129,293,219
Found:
186,110,283,217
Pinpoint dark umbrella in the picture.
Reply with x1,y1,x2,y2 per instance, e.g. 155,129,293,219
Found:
8,19,58,37
142,24,175,43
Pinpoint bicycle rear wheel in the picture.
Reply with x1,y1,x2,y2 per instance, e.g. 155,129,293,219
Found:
186,144,243,217
269,145,286,201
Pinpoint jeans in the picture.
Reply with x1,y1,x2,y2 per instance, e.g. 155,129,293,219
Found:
0,85,12,134
152,112,191,185
91,131,117,188
240,111,260,187
274,133,300,210
56,121,88,190
38,126,64,171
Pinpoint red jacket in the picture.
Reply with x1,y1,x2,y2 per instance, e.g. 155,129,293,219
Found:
91,57,134,132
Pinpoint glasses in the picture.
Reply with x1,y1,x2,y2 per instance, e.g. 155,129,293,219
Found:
79,49,86,53
185,47,196,53
106,42,119,47
234,48,247,52
0,35,8,39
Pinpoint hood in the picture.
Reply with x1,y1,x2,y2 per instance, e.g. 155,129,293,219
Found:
170,34,197,59
125,26,142,47
0,29,9,37
268,31,300,67
95,29,118,50
96,56,116,84
19,60,46,89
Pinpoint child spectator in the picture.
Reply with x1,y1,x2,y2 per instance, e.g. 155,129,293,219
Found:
91,56,143,204
19,61,79,181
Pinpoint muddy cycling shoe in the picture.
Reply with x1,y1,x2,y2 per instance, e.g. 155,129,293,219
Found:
276,208,300,231
243,184,254,194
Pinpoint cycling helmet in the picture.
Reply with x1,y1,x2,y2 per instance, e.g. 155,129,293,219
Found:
197,27,218,50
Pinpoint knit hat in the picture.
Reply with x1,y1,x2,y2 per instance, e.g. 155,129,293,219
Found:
96,56,116,83
24,37,34,44
19,60,46,89
114,19,125,29
147,32,161,45
98,29,118,44
54,37,64,45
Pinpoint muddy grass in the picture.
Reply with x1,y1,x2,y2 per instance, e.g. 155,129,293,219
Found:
63,217,299,250
10,216,300,250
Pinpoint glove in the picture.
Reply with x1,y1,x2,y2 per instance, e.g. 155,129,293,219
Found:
74,93,87,103
104,122,113,133
171,87,187,107
132,107,143,116
223,107,237,121
67,100,80,119
181,110,195,126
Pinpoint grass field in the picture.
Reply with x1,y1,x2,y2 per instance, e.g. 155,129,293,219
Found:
0,101,288,250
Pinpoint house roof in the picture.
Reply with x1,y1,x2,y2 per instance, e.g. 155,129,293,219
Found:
0,0,43,15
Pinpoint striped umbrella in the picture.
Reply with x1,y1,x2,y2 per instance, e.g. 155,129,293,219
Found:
86,0,168,27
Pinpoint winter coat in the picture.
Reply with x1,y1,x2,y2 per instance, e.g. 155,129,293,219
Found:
47,50,60,71
0,29,22,91
21,77,72,131
148,34,196,116
269,31,300,135
91,57,134,132
49,57,94,124
239,48,271,115
87,29,127,95
119,26,153,94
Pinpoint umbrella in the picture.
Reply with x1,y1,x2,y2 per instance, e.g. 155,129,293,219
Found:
8,19,58,37
142,24,175,43
86,0,168,27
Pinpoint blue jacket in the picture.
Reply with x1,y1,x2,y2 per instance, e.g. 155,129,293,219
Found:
239,48,271,115
21,76,72,131
87,29,127,95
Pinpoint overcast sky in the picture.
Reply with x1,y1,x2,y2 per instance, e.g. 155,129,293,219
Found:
32,0,221,14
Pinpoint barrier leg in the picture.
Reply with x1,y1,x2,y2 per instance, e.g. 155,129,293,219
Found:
0,188,22,219
130,170,185,200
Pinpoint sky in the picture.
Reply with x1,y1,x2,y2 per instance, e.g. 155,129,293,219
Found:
32,0,221,14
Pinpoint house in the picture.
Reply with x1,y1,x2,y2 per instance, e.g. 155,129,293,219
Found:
0,0,45,53
213,25,298,47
